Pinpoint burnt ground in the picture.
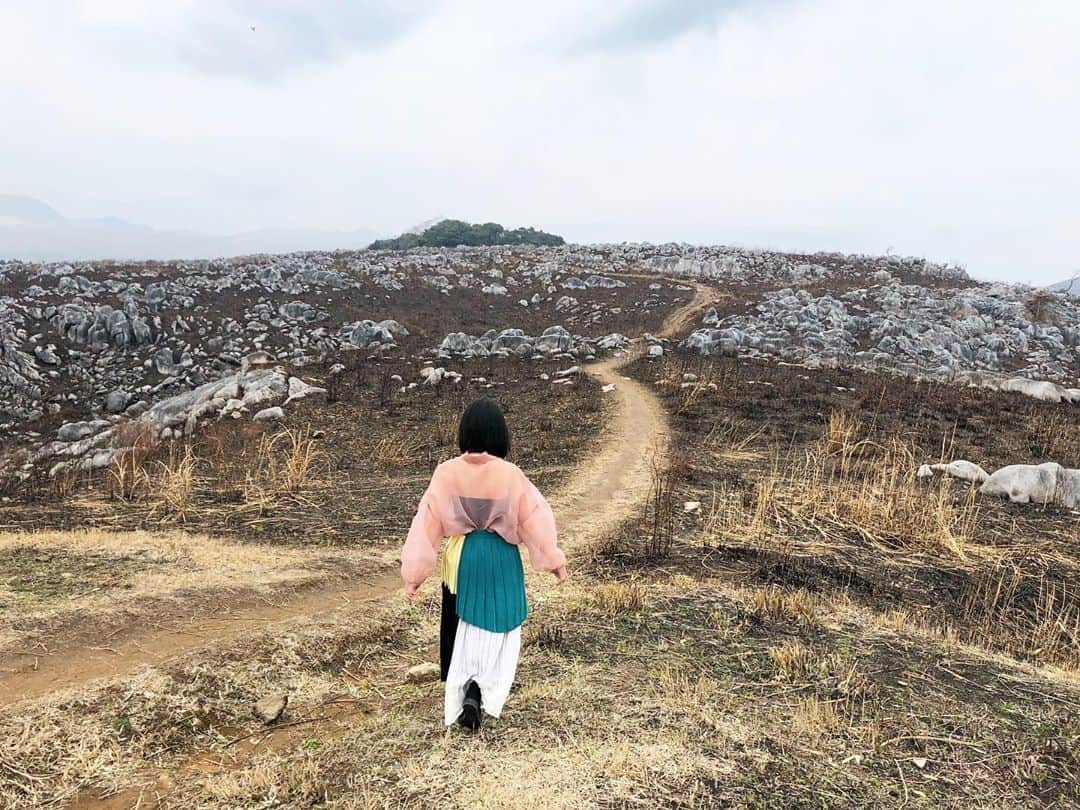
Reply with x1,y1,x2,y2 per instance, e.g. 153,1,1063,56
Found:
622,351,1080,662
0,354,605,547
0,256,687,357
490,349,1074,805
1,279,1077,808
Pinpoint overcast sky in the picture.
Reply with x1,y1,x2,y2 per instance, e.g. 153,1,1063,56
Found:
2,0,1078,283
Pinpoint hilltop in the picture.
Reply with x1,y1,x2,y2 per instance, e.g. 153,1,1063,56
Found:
368,219,564,250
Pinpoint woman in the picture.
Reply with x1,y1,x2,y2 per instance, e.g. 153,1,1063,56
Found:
401,398,567,731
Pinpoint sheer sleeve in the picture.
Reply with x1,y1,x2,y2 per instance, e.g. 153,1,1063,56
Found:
516,477,564,573
401,470,446,589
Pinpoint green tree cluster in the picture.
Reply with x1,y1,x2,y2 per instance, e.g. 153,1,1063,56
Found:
369,220,564,250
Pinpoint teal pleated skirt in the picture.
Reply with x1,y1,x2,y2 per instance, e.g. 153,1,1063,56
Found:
455,529,528,633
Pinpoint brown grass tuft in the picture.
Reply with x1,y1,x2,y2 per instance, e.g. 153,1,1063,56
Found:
588,580,646,617
107,422,159,502
152,446,199,523
368,433,427,468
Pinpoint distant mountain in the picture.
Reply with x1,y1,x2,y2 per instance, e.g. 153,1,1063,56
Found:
0,196,380,261
1047,276,1080,297
369,219,565,250
0,195,64,226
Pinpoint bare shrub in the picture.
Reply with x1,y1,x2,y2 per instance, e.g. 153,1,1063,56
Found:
199,420,265,489
326,363,344,404
645,442,687,558
352,354,368,390
52,466,79,499
1025,289,1062,324
376,370,396,410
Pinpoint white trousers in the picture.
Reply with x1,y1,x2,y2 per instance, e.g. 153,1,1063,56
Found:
444,619,521,725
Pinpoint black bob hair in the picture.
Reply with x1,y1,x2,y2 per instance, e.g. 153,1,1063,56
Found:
457,398,510,458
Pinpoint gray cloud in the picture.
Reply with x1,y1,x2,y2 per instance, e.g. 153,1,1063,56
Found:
2,0,1078,284
577,0,772,51
89,0,437,81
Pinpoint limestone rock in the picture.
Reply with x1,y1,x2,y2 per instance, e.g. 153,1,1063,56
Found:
980,463,1068,506
105,390,131,414
253,692,288,724
406,662,440,684
917,460,990,485
253,406,284,422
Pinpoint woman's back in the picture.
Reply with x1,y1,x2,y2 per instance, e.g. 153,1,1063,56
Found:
402,451,562,590
400,398,567,732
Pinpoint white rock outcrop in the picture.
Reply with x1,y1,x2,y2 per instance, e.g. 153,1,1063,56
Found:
979,463,1080,508
916,460,990,484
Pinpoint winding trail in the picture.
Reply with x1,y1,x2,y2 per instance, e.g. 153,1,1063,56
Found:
0,280,711,708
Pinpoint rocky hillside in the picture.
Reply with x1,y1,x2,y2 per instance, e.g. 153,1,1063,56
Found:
1048,276,1080,297
682,283,1080,401
0,243,1076,479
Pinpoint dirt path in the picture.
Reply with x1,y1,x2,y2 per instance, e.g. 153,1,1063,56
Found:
0,279,710,708
541,279,711,552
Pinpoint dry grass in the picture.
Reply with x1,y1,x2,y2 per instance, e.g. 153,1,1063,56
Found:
0,529,371,652
702,416,766,463
961,565,1080,669
243,427,326,511
107,452,149,502
705,411,982,561
3,343,1079,806
366,433,428,468
2,519,1079,808
672,367,719,415
749,584,821,627
268,427,322,494
0,602,411,809
1028,408,1080,466
151,446,199,522
823,409,863,457
693,407,1080,670
106,422,159,502
586,580,646,617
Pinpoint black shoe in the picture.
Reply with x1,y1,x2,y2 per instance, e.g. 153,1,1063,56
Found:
457,680,482,731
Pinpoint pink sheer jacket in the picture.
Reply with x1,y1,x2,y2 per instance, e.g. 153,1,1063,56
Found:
400,452,564,590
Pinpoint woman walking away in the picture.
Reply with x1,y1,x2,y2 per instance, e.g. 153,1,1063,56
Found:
401,398,567,731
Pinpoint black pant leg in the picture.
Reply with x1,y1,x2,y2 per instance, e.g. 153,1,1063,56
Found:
440,583,459,682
